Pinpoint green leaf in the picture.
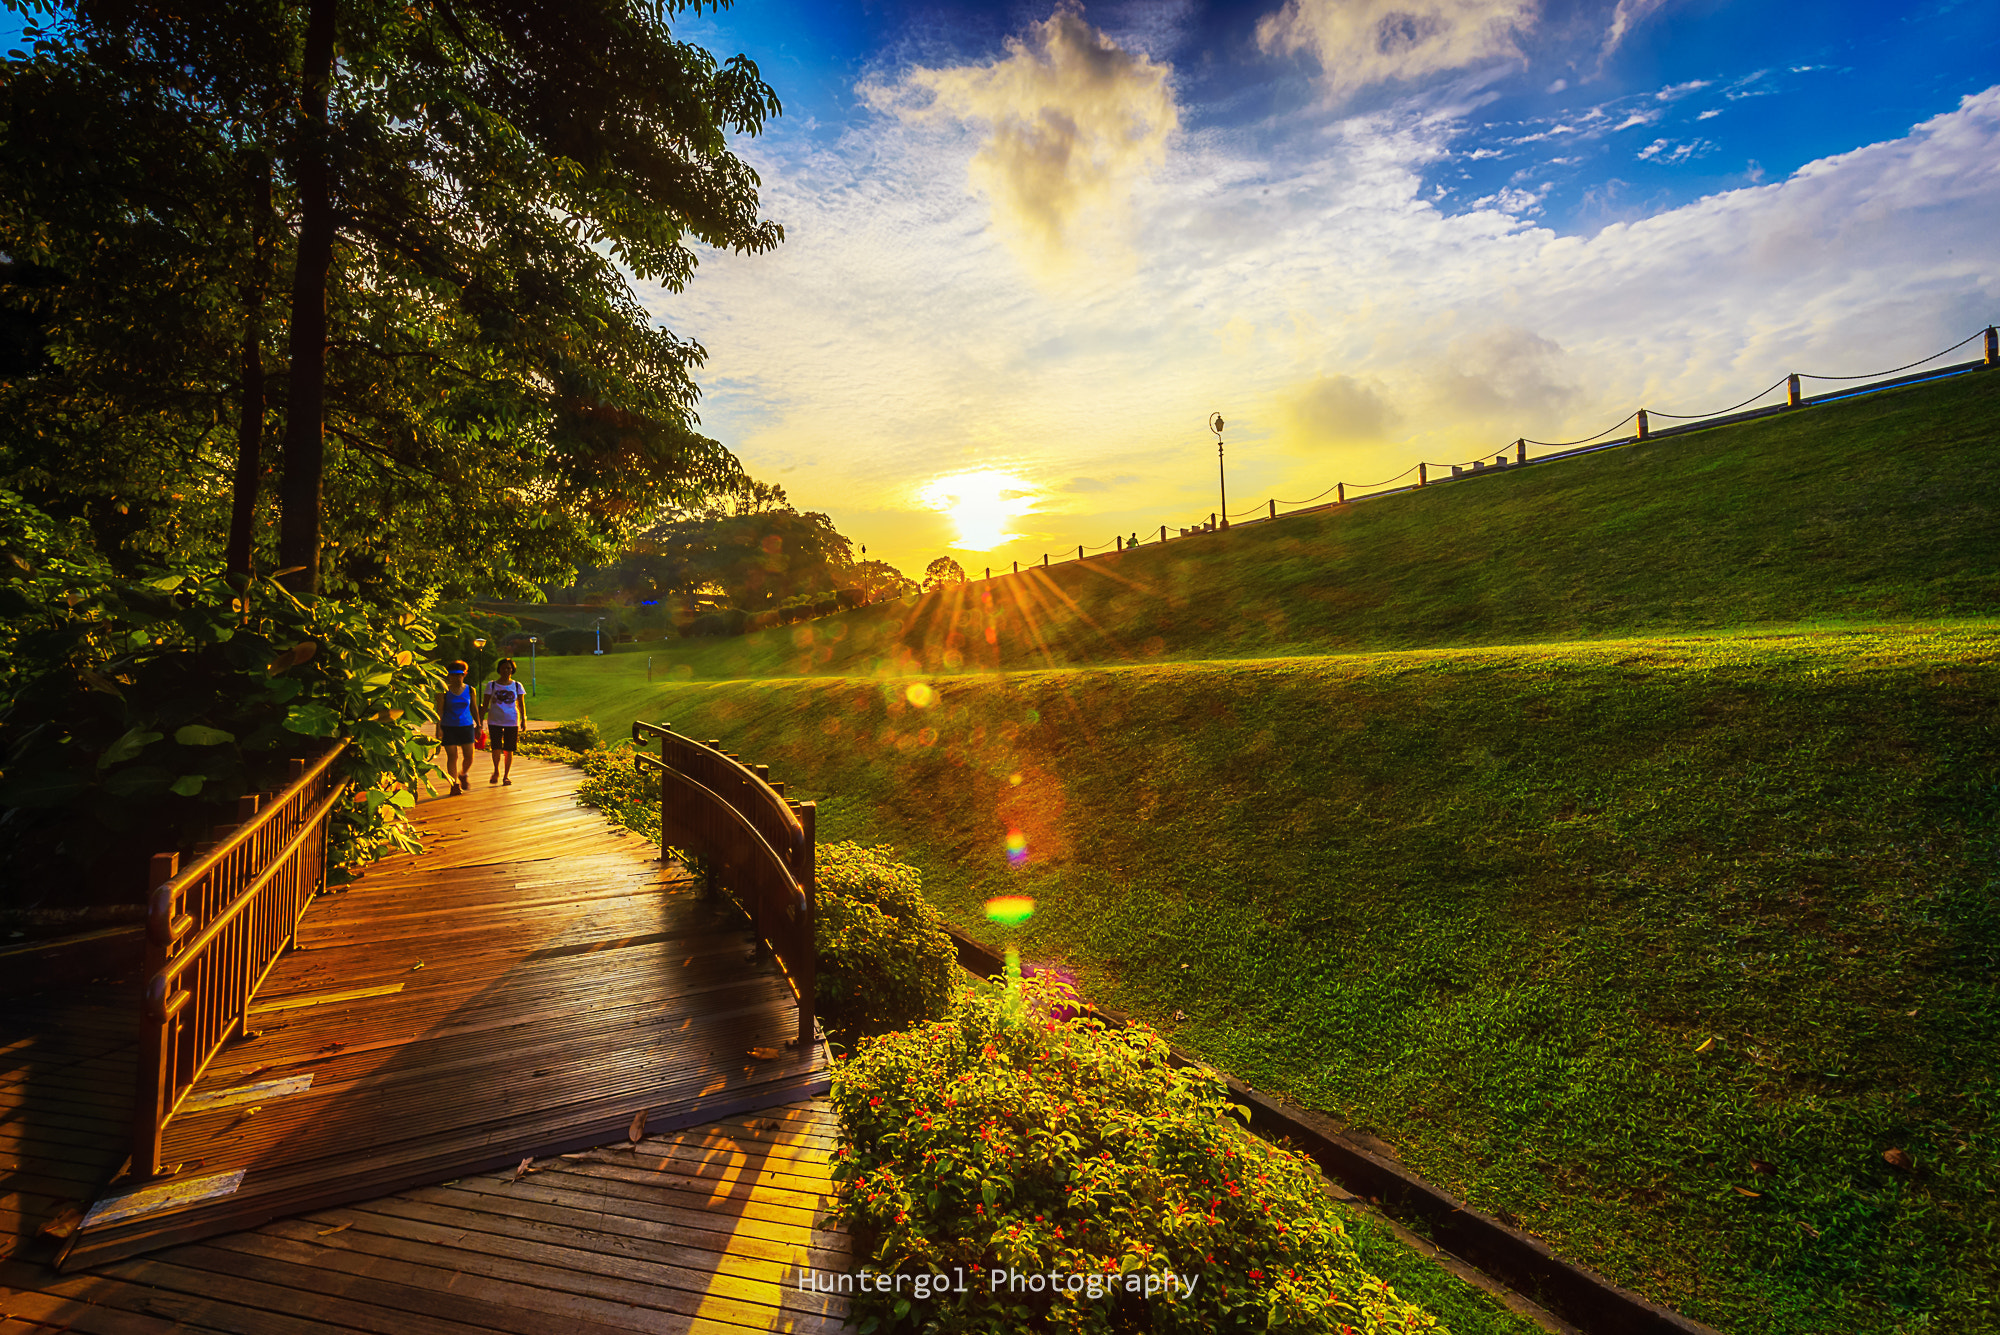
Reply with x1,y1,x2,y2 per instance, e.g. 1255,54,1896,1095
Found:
169,774,205,797
98,727,163,769
174,724,236,746
102,765,172,799
283,704,341,737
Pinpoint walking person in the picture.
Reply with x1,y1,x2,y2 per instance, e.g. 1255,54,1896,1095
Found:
481,657,528,785
435,660,478,796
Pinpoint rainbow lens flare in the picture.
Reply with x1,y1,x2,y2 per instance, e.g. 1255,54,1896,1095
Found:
905,682,935,708
1003,830,1030,867
985,895,1035,925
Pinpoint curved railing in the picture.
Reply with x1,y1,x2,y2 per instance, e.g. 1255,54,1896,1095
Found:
632,721,816,1049
135,743,351,1178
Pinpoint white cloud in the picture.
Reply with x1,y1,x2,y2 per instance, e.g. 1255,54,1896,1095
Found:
655,86,2000,572
1599,0,1675,63
1256,0,1539,96
1697,108,1720,120
864,8,1178,274
1655,79,1710,101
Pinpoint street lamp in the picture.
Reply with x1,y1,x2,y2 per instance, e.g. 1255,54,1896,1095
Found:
1210,412,1228,531
593,617,606,655
528,636,538,693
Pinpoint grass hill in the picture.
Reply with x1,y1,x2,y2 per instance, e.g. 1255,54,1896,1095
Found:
577,366,1999,684
525,369,2000,1334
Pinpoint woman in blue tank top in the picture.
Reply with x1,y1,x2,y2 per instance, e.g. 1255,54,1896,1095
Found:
435,660,477,796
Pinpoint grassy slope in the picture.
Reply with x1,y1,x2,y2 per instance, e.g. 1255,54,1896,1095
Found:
549,368,2000,689
522,372,2000,1334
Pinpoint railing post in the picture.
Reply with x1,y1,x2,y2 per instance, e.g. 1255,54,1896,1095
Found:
795,801,817,1050
1987,326,1998,366
1158,525,1166,543
1077,545,1084,561
1786,374,1802,407
1013,560,1019,574
1417,464,1427,487
1268,499,1276,520
1337,483,1345,504
1042,554,1048,568
1515,438,1526,464
1636,409,1650,440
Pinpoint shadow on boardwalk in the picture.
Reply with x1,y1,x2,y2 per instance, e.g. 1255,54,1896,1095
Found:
2,756,846,1333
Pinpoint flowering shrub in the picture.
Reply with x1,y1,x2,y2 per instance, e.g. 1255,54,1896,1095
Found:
830,978,1441,1334
816,843,958,1040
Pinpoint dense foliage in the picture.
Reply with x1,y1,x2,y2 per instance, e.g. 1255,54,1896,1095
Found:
816,842,958,1040
0,492,443,903
829,978,1439,1334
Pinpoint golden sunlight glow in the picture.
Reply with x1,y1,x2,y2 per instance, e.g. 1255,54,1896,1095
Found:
919,470,1039,551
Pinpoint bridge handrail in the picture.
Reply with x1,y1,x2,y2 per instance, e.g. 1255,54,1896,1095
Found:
134,741,350,1178
632,721,816,1048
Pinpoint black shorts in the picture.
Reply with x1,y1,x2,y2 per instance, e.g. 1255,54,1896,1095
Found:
441,725,476,747
489,725,519,753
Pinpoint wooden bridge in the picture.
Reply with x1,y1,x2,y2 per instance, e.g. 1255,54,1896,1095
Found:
1,751,845,1333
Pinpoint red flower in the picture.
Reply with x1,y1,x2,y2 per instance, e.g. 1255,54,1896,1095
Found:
1249,1270,1264,1282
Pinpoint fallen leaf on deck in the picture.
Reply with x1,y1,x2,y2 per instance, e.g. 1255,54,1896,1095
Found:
409,960,424,971
748,1047,782,1061
316,1042,346,1056
512,1157,537,1181
38,1203,84,1240
316,1222,352,1236
1749,1160,1776,1176
233,1065,275,1085
628,1108,649,1143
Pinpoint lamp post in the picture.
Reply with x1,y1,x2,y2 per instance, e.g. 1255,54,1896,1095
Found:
528,636,538,694
471,637,486,681
593,617,606,656
1210,412,1228,530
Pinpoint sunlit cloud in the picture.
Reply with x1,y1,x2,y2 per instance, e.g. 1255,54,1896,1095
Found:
1257,0,1539,95
867,7,1178,274
919,470,1042,551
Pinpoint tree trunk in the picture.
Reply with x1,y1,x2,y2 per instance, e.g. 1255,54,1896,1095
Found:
278,0,337,595
226,151,271,581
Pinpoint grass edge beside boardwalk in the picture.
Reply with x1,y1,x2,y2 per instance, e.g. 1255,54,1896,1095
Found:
541,627,2000,1335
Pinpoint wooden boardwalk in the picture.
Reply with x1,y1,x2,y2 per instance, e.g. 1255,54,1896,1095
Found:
3,1099,849,1334
0,755,841,1329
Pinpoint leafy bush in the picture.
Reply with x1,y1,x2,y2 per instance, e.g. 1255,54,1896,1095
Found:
536,717,602,752
830,979,1440,1335
574,743,659,843
817,842,958,1039
0,512,445,903
517,741,585,767
683,608,746,637
545,626,603,655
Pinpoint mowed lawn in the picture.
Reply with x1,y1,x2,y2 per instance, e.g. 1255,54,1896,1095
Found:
510,369,2000,1334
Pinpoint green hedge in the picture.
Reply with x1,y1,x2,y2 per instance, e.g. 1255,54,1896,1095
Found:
830,978,1439,1334
816,843,958,1040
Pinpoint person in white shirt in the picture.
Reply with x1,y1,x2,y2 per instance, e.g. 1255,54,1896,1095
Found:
481,658,528,786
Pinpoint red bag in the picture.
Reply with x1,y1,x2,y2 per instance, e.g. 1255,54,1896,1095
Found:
474,728,488,751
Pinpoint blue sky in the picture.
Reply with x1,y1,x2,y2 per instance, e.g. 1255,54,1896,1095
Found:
653,0,2000,569
10,1,1997,571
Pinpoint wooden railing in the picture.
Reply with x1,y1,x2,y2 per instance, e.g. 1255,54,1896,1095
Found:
134,743,351,1178
631,721,816,1049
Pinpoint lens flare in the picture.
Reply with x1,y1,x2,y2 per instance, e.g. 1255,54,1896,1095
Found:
918,470,1039,552
906,682,935,708
985,893,1034,923
1002,829,1030,867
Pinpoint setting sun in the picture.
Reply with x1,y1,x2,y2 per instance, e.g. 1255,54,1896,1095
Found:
918,470,1038,551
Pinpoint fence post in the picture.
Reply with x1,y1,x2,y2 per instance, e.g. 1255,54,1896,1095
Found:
1987,326,1998,366
1636,409,1650,440
1787,374,1801,407
1042,554,1048,568
1159,525,1166,543
1515,438,1526,464
1209,512,1216,530
1078,545,1084,561
986,567,991,579
795,802,817,1050
1418,463,1427,487
1268,499,1276,519
1013,560,1019,575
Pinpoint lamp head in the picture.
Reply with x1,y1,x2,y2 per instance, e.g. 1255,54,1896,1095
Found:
1208,412,1224,437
